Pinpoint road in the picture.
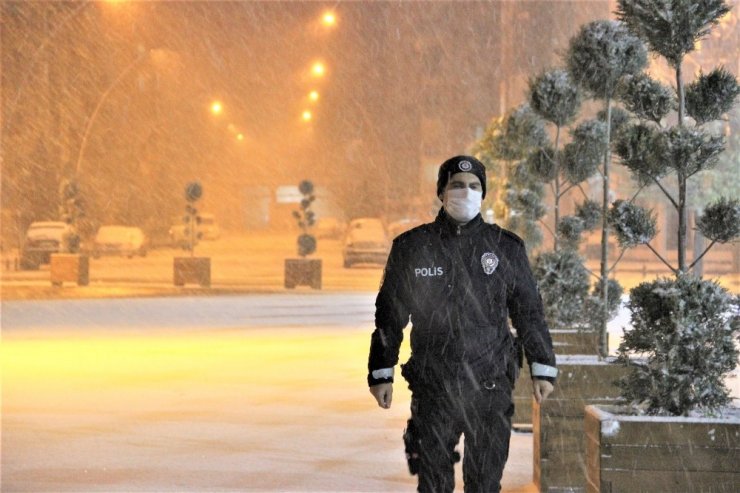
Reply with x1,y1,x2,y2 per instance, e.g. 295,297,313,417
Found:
1,233,387,293
2,293,538,492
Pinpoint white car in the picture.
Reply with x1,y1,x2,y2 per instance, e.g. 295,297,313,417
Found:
342,217,390,268
93,226,148,258
20,221,75,270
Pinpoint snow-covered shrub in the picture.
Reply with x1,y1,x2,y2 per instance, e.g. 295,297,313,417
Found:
292,180,317,258
575,199,601,231
686,67,740,125
617,275,740,416
532,249,591,331
619,73,675,124
607,199,657,249
529,69,581,127
562,119,606,183
696,197,740,243
557,215,585,251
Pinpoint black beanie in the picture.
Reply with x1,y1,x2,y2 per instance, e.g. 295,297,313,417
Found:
436,155,487,199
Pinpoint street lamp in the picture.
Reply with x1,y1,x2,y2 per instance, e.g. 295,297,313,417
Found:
74,50,151,176
210,100,223,115
302,110,312,122
311,62,326,77
309,90,320,102
322,12,337,27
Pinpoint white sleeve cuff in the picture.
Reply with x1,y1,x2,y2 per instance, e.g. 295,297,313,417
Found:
371,367,394,379
532,362,558,378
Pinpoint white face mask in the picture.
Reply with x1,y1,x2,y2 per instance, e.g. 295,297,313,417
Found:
443,188,482,223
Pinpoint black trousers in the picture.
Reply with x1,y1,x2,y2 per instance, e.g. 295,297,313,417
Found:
409,376,514,493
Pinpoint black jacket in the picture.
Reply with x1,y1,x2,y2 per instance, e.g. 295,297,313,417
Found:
367,209,556,388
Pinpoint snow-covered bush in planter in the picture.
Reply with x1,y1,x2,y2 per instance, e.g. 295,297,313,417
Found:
285,180,321,289
609,0,740,416
173,181,211,287
291,180,317,258
617,274,739,416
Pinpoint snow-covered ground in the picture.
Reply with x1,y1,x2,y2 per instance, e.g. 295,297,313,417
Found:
2,293,736,491
2,294,535,492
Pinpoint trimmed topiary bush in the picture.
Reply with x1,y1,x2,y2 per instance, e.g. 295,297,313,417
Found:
617,274,739,416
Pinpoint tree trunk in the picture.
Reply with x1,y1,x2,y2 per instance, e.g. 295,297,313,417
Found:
676,63,687,273
599,98,612,358
553,125,562,252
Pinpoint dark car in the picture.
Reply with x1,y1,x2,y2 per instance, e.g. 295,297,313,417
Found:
20,221,74,270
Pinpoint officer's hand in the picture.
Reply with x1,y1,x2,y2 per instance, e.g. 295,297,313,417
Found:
370,383,393,409
533,379,554,404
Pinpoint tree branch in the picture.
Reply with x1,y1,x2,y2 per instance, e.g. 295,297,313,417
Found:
609,248,628,273
559,182,576,198
688,239,718,271
645,242,679,275
649,175,678,209
538,219,556,240
628,184,646,204
577,184,590,201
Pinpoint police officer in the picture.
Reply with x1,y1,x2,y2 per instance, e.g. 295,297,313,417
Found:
368,155,557,493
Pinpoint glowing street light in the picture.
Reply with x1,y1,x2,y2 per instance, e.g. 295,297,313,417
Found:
236,133,245,141
302,110,312,122
311,62,325,77
309,90,319,102
210,100,223,115
322,12,336,27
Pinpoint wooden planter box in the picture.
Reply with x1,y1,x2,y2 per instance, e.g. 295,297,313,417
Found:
511,330,600,428
284,258,321,290
585,405,740,493
173,257,211,287
551,329,601,355
534,355,628,493
50,253,89,286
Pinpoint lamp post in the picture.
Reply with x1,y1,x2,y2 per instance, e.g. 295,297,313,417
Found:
74,50,151,177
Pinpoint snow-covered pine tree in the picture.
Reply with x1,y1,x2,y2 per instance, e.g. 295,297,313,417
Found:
566,19,647,356
473,104,549,248
527,69,582,251
612,0,740,416
526,69,604,332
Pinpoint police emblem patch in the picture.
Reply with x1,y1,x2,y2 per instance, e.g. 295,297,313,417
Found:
481,252,499,275
458,160,473,172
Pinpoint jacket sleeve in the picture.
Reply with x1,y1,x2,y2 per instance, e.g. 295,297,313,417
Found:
368,239,411,386
506,240,557,383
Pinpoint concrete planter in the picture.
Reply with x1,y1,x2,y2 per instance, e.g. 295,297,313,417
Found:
533,355,628,493
511,330,600,428
173,257,211,287
284,258,321,290
585,405,740,493
50,253,89,286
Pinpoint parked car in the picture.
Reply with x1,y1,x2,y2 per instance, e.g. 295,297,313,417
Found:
342,217,390,268
169,213,220,248
19,221,74,270
315,217,346,239
92,225,148,258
